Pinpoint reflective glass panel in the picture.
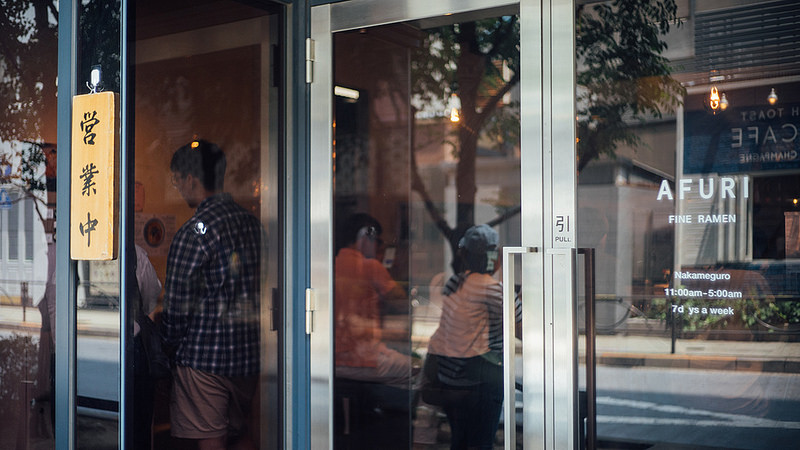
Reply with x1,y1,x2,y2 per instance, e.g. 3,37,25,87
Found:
74,1,123,446
0,1,59,448
576,0,800,448
133,1,283,448
331,10,522,448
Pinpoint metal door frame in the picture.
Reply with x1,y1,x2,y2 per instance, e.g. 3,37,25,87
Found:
55,2,296,448
308,0,577,448
56,0,79,447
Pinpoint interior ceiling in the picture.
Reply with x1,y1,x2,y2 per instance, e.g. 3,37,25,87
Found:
134,0,800,88
135,0,280,40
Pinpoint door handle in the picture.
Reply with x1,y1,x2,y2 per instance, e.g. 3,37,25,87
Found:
502,246,539,450
577,248,596,450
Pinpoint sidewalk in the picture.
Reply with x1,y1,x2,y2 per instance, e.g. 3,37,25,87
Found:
3,304,800,373
588,333,800,374
0,304,119,338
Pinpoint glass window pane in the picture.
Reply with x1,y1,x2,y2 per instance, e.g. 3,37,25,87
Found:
0,1,59,447
577,0,800,448
75,0,123,447
133,2,283,448
332,11,521,448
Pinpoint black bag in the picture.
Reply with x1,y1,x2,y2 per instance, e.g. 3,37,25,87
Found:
136,307,172,380
419,354,446,406
132,267,171,380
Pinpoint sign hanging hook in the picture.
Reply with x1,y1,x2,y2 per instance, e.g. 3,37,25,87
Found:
87,65,103,94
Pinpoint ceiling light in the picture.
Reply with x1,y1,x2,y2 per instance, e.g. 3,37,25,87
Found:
767,88,778,105
709,86,721,111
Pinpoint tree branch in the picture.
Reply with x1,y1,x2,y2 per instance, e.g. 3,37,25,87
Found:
484,17,518,61
473,71,520,132
409,113,455,243
486,205,521,228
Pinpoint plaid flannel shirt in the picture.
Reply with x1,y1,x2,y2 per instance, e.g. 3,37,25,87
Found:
163,193,262,376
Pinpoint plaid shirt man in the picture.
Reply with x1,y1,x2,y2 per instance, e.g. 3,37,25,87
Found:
163,193,262,376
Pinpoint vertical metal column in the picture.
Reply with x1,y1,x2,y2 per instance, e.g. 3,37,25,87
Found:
308,5,333,450
287,1,312,448
119,0,133,447
56,0,78,448
543,0,578,447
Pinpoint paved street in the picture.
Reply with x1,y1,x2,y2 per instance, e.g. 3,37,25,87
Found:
3,303,800,448
589,366,800,449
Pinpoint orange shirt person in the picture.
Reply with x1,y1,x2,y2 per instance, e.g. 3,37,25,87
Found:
334,213,409,384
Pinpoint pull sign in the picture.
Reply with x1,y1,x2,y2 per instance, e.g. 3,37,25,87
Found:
70,91,120,260
554,214,572,245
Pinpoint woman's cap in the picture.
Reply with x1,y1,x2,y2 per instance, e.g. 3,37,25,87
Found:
458,224,498,254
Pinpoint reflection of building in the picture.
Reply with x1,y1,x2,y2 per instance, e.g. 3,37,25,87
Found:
676,1,800,305
0,143,49,306
578,159,675,330
579,0,800,332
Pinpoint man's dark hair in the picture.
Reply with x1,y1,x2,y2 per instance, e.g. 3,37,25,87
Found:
170,139,226,192
459,247,494,274
336,212,382,251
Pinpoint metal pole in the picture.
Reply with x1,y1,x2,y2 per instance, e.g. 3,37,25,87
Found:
578,248,596,450
119,0,133,445
671,304,677,354
55,0,78,447
21,282,28,322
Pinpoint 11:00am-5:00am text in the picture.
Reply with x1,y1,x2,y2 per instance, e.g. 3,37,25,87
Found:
664,288,743,298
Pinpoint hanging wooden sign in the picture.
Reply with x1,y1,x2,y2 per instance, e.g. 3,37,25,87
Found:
70,91,119,260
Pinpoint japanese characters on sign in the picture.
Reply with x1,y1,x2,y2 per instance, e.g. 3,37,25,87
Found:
554,214,572,245
70,92,119,260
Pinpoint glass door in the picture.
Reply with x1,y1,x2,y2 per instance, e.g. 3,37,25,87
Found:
130,2,284,448
310,0,577,448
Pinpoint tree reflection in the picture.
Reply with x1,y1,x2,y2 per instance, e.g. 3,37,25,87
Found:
409,1,684,263
411,17,521,261
0,2,120,446
0,1,58,144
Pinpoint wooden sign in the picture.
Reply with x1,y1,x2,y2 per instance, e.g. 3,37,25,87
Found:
70,92,119,260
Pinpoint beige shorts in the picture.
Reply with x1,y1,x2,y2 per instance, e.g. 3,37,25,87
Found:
170,365,257,439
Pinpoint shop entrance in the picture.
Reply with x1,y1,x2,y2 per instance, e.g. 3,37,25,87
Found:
309,0,580,448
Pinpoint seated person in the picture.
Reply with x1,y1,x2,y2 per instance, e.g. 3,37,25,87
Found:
334,213,411,386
